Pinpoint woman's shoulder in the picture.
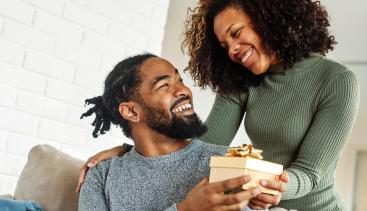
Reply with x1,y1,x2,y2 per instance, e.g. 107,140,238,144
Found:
214,91,249,106
311,56,357,85
314,56,359,100
317,56,353,75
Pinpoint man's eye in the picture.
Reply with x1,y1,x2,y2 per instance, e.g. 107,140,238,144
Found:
158,84,168,89
178,78,183,83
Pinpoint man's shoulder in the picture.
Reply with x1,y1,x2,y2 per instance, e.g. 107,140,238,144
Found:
87,158,113,177
193,139,227,156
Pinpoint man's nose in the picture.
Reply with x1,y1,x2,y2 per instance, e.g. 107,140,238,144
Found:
174,84,190,97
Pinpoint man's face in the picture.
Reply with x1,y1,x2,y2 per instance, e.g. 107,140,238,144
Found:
136,57,207,139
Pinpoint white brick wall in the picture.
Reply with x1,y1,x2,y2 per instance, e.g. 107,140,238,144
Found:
63,2,109,34
0,85,16,108
24,51,75,82
23,0,65,15
0,130,8,152
3,20,56,54
34,11,84,43
0,0,169,194
0,0,34,25
0,63,47,94
0,39,26,66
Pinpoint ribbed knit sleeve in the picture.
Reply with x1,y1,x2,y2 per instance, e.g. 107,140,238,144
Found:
200,93,248,146
283,70,360,199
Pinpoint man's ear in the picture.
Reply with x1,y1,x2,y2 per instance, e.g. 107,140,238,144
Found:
118,102,140,123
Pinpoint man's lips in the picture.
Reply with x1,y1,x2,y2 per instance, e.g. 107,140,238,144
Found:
170,96,193,114
172,102,193,113
170,96,191,110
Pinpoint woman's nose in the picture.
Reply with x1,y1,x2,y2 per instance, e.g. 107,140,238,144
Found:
229,43,240,57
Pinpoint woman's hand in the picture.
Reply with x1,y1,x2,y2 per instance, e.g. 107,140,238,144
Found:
248,171,289,209
76,145,126,192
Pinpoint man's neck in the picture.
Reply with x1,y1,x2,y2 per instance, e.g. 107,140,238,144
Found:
131,129,191,157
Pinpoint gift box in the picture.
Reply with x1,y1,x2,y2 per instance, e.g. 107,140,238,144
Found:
209,145,283,195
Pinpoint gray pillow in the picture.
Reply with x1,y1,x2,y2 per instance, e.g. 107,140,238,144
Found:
14,144,84,211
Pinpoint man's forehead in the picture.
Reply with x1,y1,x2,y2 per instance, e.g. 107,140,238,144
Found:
140,57,180,80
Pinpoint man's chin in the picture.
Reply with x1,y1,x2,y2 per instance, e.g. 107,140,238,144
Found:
168,114,207,139
172,113,198,122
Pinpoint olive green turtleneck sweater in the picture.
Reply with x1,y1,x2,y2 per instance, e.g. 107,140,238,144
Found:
201,55,360,211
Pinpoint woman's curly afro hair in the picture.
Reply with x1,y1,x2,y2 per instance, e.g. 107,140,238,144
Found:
182,0,336,94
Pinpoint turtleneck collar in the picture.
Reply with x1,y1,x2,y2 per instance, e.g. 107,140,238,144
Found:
267,54,322,76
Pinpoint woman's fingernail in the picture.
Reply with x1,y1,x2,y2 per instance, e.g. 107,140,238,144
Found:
87,162,95,167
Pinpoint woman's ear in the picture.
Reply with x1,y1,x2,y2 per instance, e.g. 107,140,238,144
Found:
118,102,140,123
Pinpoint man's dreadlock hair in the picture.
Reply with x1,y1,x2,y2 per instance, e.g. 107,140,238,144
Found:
81,53,157,138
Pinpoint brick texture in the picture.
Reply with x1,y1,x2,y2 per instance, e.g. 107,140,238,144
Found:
0,0,169,194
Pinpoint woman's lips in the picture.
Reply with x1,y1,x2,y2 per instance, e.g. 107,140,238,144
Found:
241,47,253,65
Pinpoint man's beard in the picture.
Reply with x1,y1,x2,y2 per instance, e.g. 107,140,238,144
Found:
139,100,207,140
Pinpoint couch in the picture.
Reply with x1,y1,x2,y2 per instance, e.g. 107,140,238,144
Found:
0,144,84,211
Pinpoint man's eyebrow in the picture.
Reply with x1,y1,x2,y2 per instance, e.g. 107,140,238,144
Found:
152,69,180,86
152,74,170,86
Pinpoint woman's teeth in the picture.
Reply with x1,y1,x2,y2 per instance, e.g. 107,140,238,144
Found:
241,47,253,64
172,103,192,113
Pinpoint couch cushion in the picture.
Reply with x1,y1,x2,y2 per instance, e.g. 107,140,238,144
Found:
0,194,13,200
14,144,84,211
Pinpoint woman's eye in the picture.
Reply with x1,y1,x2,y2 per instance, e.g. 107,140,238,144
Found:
231,29,240,38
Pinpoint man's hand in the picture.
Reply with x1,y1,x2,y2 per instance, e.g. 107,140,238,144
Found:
248,171,289,209
76,145,126,192
177,175,261,211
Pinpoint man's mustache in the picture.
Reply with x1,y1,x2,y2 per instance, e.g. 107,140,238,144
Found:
170,96,191,111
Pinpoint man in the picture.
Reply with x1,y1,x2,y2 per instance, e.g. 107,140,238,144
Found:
78,53,262,211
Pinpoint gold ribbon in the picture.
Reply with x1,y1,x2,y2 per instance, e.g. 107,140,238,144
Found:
225,144,263,160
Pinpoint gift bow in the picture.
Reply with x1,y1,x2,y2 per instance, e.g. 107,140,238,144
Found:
226,144,263,159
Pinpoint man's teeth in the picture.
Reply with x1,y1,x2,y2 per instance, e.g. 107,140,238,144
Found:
241,47,253,64
172,103,192,113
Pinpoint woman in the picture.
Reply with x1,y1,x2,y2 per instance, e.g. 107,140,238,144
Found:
78,0,359,210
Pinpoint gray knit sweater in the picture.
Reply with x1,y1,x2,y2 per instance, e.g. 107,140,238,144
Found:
78,139,229,211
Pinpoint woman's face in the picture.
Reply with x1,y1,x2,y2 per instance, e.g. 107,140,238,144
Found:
213,7,278,75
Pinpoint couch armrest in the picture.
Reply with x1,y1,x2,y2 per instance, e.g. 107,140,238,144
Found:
0,194,13,199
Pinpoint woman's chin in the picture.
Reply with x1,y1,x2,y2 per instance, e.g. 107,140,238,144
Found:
245,62,270,75
244,65,264,75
